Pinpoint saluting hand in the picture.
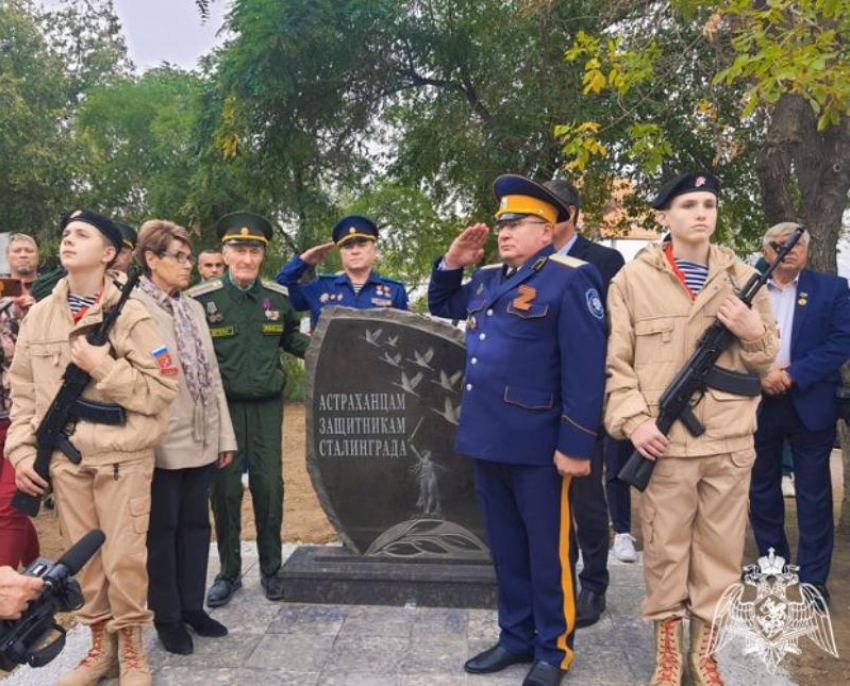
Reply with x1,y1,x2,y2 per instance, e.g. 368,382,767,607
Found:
717,296,765,342
300,242,336,266
444,223,490,269
70,336,110,373
554,450,591,477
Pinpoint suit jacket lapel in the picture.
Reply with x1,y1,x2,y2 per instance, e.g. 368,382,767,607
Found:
790,269,813,354
567,234,590,260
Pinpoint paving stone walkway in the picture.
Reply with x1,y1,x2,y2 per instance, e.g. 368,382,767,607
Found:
4,544,794,685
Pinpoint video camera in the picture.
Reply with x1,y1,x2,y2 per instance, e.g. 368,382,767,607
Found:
0,530,105,671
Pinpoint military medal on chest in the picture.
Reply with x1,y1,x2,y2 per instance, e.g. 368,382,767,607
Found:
262,297,281,321
206,301,224,323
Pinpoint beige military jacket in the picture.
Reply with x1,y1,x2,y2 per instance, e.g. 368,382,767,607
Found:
6,274,179,467
604,242,779,457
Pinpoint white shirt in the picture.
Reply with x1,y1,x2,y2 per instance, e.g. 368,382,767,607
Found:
766,274,799,368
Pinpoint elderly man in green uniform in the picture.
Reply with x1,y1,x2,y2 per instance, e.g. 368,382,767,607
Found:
188,212,309,607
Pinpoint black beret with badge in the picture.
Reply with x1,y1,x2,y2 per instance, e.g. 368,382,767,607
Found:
216,211,274,246
60,210,122,252
116,223,138,251
651,171,720,210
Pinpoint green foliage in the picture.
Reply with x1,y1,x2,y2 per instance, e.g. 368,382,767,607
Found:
552,0,850,255
73,67,204,226
0,1,74,236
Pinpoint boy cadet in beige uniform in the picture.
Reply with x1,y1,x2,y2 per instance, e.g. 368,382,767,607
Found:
604,173,778,686
7,210,178,686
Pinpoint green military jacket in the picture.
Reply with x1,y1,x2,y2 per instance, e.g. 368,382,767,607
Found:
187,274,310,401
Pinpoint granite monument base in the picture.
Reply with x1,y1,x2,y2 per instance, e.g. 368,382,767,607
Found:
279,545,498,609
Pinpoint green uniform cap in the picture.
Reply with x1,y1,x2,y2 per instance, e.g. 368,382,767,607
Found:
216,212,274,246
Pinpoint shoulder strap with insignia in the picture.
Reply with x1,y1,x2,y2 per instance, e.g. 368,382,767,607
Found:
549,254,588,269
261,279,290,296
186,279,224,298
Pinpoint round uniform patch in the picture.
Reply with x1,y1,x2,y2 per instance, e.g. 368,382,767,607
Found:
586,288,604,320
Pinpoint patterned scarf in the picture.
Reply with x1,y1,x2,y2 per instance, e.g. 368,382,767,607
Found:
140,276,212,404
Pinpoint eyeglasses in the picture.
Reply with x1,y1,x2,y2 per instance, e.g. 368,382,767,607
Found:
160,251,196,266
494,219,549,234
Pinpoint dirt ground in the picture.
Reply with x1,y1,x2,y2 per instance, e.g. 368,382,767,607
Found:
27,407,850,683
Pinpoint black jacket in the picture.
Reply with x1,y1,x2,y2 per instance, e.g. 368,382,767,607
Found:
566,234,626,294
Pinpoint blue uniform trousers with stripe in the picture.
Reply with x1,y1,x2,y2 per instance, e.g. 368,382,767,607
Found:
474,459,576,670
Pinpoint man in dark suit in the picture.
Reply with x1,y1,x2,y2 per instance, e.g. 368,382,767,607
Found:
543,181,636,630
750,222,850,603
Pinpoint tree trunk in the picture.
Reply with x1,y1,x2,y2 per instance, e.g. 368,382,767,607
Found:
755,94,850,275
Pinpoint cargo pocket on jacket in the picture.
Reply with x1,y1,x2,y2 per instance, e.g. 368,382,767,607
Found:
703,387,756,437
129,494,151,534
633,317,675,366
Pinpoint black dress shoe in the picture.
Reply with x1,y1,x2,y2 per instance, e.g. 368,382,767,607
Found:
464,644,533,674
183,609,228,637
575,587,606,628
261,568,286,601
523,660,567,686
155,621,194,655
206,576,242,608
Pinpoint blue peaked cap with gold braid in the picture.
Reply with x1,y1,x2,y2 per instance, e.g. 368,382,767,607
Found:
333,215,379,247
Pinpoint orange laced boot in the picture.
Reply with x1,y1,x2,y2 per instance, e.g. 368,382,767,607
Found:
650,617,685,686
56,620,118,686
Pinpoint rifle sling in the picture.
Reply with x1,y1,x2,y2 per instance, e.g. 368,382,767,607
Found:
704,365,761,397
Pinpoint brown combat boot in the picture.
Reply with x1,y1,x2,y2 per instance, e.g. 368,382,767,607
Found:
650,617,685,686
56,620,118,686
689,617,724,685
116,626,152,686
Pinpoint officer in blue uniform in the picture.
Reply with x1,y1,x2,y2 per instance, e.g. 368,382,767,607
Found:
429,174,607,686
275,214,410,327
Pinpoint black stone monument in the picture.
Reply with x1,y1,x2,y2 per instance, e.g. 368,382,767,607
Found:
280,306,497,608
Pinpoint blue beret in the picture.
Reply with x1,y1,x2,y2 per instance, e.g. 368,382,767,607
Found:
651,172,720,210
333,215,378,246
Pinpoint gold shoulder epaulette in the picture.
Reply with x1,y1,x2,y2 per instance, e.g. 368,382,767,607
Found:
549,254,588,269
261,279,290,296
186,279,224,298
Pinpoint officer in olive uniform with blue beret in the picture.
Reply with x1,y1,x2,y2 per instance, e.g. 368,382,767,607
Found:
275,214,410,328
429,175,607,686
188,212,310,607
